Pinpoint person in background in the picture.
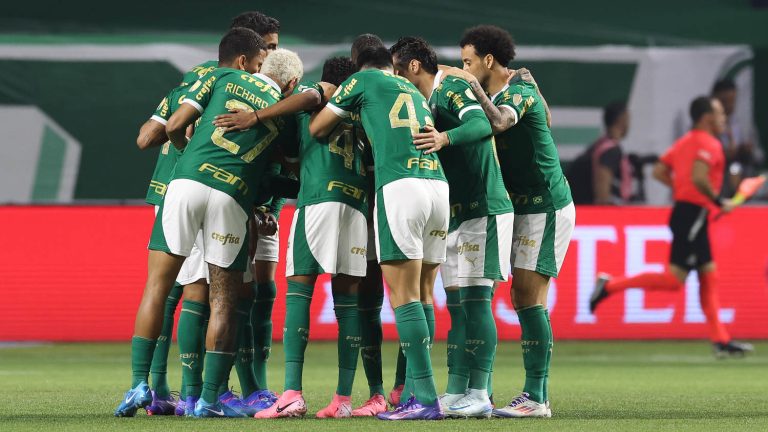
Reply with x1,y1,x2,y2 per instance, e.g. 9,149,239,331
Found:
711,78,764,197
591,101,633,204
590,96,754,358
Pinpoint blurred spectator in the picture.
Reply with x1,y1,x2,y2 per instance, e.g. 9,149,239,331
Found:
591,101,633,204
711,78,764,197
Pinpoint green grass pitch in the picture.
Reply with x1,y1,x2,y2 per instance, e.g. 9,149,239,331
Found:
1,341,767,431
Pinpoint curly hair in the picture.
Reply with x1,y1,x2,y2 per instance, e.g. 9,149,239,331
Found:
390,36,438,75
321,57,356,86
459,25,516,66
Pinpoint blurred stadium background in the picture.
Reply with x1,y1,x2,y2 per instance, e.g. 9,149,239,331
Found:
1,0,766,342
1,1,768,430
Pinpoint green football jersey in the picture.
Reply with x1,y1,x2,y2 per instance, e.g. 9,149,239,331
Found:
173,68,284,209
430,74,513,231
327,69,445,190
492,81,572,214
180,60,218,86
145,84,187,206
284,82,370,214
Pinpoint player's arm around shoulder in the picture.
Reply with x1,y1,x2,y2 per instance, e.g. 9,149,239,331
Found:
309,73,363,138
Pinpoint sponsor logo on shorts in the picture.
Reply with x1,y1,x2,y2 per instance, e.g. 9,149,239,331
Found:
406,157,440,171
516,235,537,248
211,232,241,245
327,180,366,201
350,246,367,256
457,242,480,255
198,163,249,194
429,229,447,239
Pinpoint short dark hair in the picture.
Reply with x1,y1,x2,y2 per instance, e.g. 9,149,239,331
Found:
231,11,280,36
390,36,438,75
351,33,385,65
690,95,715,124
321,57,357,86
712,78,736,95
355,46,393,70
459,25,516,66
603,101,627,128
218,27,266,64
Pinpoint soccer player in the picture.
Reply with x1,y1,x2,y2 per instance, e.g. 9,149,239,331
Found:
248,56,369,419
180,11,280,87
390,36,514,418
113,29,299,418
590,96,754,358
309,46,448,421
445,25,575,418
135,82,190,416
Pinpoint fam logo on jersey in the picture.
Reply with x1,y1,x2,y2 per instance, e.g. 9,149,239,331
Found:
350,246,367,256
515,235,537,248
429,229,447,240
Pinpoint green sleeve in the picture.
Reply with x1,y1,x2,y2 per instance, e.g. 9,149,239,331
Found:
446,109,492,146
327,73,365,118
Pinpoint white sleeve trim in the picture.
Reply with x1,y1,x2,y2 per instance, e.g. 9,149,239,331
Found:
285,156,299,163
457,105,483,120
150,115,167,126
500,104,519,124
326,103,351,118
301,87,322,97
182,98,204,113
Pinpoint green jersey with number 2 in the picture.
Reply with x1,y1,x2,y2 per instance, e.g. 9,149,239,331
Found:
492,81,572,214
173,68,283,209
327,69,445,190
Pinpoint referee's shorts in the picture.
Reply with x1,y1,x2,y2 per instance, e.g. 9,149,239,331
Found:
669,201,712,270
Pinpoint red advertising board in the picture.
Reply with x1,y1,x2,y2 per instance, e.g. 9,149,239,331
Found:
0,205,766,341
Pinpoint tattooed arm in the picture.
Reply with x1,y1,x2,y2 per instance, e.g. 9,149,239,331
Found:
443,67,517,135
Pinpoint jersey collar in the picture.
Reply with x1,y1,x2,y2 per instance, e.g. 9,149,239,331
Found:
432,70,444,94
253,73,282,93
490,83,510,102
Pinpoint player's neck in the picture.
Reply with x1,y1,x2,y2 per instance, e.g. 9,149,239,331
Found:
485,68,509,97
416,73,437,99
692,124,714,136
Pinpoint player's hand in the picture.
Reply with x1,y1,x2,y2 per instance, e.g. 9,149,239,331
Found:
257,212,279,236
413,125,449,154
248,218,259,257
442,66,476,83
213,109,258,132
720,198,735,214
509,67,536,86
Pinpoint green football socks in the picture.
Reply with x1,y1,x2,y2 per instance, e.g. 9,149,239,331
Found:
149,283,182,397
393,301,437,405
234,299,257,396
445,290,469,394
178,300,208,398
283,280,313,391
518,304,550,403
251,281,276,390
201,351,236,403
461,286,496,391
358,287,385,397
333,291,360,396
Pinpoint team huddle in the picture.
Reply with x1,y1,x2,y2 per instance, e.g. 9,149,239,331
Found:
116,10,575,420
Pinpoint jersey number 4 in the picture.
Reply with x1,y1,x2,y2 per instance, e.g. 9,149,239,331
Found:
388,93,432,136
